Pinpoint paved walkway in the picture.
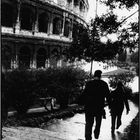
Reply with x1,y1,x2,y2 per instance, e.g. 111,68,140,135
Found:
2,101,138,140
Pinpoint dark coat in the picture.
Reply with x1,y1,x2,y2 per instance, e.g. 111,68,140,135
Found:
110,87,130,115
82,79,110,114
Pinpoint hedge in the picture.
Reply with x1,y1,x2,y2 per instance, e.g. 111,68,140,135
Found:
2,67,89,115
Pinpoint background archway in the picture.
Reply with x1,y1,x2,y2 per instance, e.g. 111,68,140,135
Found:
36,48,47,68
19,46,31,69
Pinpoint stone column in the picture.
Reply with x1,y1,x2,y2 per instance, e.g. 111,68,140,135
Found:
15,0,21,33
34,7,39,34
32,47,37,68
49,12,54,35
70,16,74,39
45,59,50,68
71,0,74,9
57,59,62,67
61,12,66,36
11,45,15,69
14,45,19,69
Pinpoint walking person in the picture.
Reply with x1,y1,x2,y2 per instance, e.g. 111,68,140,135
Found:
81,70,110,140
110,81,130,134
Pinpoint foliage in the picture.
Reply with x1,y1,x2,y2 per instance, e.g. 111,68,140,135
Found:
64,25,91,62
89,19,122,61
47,67,88,108
130,51,138,63
100,0,138,49
136,65,139,76
3,67,88,112
2,73,8,125
94,12,120,35
118,49,127,62
63,0,138,69
100,0,138,9
108,72,135,99
108,72,135,88
5,70,36,115
34,67,88,108
65,20,122,63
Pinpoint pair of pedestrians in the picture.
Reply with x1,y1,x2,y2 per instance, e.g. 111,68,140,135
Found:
80,70,130,140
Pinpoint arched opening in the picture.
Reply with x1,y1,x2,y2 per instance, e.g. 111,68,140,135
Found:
67,0,72,4
1,3,14,27
2,45,12,69
19,46,31,69
20,4,34,30
72,23,78,38
53,17,62,35
38,13,49,33
74,0,78,6
37,48,47,68
80,1,83,11
50,47,60,68
64,20,70,37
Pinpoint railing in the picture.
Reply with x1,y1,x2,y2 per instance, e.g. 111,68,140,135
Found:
2,27,72,43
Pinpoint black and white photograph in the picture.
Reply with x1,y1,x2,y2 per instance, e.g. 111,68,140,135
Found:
1,0,139,139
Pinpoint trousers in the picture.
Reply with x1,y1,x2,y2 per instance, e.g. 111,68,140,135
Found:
85,112,102,140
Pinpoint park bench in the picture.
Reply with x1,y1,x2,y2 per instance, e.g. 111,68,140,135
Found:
39,97,56,111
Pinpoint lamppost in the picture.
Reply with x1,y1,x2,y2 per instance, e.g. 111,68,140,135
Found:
89,0,98,79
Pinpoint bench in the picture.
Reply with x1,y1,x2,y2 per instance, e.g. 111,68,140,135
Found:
39,97,56,111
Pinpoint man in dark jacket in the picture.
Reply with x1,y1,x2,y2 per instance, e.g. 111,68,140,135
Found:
83,70,110,140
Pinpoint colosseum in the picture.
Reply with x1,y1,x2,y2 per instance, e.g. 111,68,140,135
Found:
2,0,89,70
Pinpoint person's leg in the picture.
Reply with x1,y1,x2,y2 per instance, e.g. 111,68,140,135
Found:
116,112,122,129
111,114,116,134
94,114,102,139
85,113,94,140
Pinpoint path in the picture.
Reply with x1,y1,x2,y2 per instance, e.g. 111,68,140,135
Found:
2,101,138,140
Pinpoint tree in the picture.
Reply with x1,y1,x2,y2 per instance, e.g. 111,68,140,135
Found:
100,0,138,9
118,49,127,62
64,0,138,75
130,51,138,63
65,20,122,63
130,51,139,75
99,0,138,51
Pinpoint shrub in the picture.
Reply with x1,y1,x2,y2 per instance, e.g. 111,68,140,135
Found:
34,67,88,108
5,69,36,115
2,73,8,126
130,92,139,105
3,67,88,113
108,72,135,99
108,72,135,88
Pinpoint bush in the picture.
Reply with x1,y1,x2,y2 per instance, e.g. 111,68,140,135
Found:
5,69,36,115
2,73,8,126
108,72,135,88
3,67,88,114
34,67,88,108
130,92,139,105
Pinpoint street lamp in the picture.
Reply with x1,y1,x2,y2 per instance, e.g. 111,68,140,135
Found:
89,0,98,79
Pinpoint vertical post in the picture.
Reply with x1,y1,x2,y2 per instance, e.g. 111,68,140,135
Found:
89,0,98,79
90,60,93,78
49,12,53,35
34,7,39,34
61,12,66,36
15,0,21,33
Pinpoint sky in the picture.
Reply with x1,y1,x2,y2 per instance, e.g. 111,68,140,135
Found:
82,0,138,74
86,0,138,22
86,0,138,42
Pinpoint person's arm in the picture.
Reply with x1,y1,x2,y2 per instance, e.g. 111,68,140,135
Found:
77,82,89,105
122,87,130,114
105,84,111,108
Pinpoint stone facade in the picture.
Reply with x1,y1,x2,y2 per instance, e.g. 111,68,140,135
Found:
1,0,89,70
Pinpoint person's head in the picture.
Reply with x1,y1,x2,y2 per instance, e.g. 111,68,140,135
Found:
117,81,123,88
93,70,102,79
